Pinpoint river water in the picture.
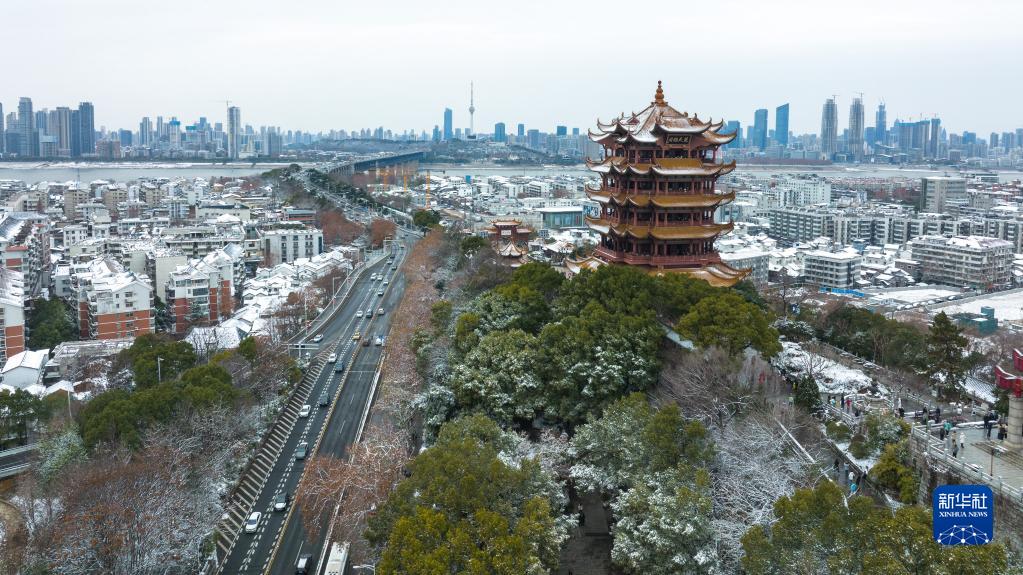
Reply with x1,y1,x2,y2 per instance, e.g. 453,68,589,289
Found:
422,163,1023,183
3,161,1021,185
0,162,298,184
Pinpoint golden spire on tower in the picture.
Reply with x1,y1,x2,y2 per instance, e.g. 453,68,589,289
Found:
653,80,666,106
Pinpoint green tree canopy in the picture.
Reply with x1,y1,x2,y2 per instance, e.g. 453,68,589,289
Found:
78,363,238,450
446,329,541,425
26,298,77,350
412,209,442,229
740,481,1008,575
925,312,969,399
676,291,781,357
368,415,565,575
508,262,564,301
117,334,197,388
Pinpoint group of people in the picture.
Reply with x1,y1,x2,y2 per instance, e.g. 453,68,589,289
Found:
938,420,967,457
983,411,1010,441
828,395,862,418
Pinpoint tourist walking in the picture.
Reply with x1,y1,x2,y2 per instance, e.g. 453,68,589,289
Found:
999,423,1008,441
952,440,959,458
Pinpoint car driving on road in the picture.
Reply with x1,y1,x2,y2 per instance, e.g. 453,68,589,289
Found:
273,492,290,512
295,442,309,460
298,404,311,418
312,334,323,343
244,512,261,534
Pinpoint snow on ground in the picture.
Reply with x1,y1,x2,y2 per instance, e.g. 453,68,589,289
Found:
933,288,1023,322
868,287,961,305
775,341,875,395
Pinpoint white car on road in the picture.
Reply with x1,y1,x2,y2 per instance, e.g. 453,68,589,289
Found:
298,404,312,418
244,512,261,534
328,353,338,363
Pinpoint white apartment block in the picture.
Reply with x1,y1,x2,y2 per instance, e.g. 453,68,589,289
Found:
909,235,1013,290
260,227,324,266
803,249,862,289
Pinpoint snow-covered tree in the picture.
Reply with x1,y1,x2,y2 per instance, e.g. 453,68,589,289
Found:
446,329,541,424
612,473,718,575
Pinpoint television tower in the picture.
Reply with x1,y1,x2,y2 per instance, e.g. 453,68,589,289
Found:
468,82,475,136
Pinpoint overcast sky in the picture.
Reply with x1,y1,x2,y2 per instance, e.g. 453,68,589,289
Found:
3,0,1019,137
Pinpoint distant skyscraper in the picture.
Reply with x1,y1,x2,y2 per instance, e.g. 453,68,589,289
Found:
18,98,35,157
0,103,5,155
53,107,72,156
929,118,941,158
139,117,153,147
753,108,768,150
724,120,741,149
775,104,789,148
227,106,241,159
556,125,567,137
820,97,838,159
848,97,864,161
527,129,541,149
494,122,506,143
77,102,95,156
874,103,887,146
443,108,453,141
517,123,525,137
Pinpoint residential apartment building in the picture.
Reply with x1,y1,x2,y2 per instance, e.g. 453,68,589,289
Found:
0,269,25,364
0,212,50,298
803,249,862,289
74,258,154,340
164,248,239,333
259,227,324,266
909,235,1013,290
920,177,967,213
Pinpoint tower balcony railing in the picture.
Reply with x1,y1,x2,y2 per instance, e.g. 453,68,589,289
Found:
594,247,718,267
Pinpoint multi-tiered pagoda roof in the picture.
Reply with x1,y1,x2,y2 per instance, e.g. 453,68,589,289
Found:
570,81,748,287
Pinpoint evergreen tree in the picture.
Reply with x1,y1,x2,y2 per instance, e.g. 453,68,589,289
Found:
794,375,822,413
925,312,969,399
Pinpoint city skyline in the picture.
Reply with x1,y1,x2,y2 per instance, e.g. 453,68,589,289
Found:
2,0,1019,135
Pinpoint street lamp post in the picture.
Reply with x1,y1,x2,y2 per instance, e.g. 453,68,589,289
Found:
156,356,163,384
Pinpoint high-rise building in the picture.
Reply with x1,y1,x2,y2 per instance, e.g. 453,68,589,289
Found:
929,118,941,158
139,117,153,147
847,97,864,162
443,108,453,140
0,103,5,155
580,81,746,287
494,122,506,143
77,102,95,156
517,123,525,137
556,125,567,137
724,120,741,149
820,97,838,159
50,107,72,156
226,106,241,159
774,104,789,148
874,103,887,146
18,98,35,157
753,108,768,150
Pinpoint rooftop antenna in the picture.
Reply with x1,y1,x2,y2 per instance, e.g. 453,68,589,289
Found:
468,82,475,136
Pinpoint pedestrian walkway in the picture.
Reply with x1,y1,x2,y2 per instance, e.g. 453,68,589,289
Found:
940,427,1023,490
559,491,615,575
